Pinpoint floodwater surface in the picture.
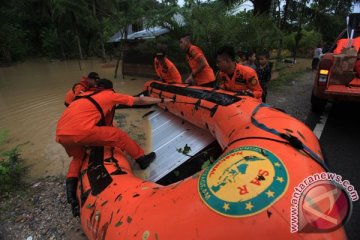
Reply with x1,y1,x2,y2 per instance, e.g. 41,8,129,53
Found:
0,59,151,179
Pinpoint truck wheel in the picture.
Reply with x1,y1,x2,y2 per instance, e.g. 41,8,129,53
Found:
311,93,327,113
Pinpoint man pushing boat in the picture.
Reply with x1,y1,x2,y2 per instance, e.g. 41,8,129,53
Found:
56,79,173,216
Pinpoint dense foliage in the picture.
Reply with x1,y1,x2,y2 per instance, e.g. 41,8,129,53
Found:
0,0,358,63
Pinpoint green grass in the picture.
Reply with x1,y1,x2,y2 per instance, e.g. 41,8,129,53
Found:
270,70,307,88
0,130,28,199
270,58,311,88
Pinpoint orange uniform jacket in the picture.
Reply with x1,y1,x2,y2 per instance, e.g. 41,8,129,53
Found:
186,44,215,86
64,76,89,106
219,63,263,99
154,57,182,83
57,90,134,138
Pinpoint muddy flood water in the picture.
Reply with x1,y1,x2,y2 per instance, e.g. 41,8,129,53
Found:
0,59,152,179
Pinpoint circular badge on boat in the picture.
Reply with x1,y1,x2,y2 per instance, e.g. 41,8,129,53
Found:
198,146,289,217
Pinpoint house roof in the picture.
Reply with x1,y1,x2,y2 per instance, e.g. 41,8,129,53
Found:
108,26,169,43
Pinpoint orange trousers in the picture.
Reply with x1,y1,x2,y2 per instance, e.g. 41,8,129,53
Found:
57,126,144,178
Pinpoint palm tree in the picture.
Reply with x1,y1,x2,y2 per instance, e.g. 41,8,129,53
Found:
88,0,113,61
50,0,90,60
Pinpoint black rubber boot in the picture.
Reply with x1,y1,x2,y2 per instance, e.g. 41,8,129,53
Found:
70,202,80,217
136,152,156,170
65,177,80,217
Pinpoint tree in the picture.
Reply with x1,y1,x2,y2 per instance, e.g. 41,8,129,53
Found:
2,0,360,63
0,0,29,62
281,0,291,30
308,0,359,44
154,1,281,68
292,0,308,61
86,0,115,61
50,0,90,60
250,0,272,16
108,0,160,78
90,0,106,61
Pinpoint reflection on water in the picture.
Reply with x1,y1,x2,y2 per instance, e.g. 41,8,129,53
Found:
0,59,150,179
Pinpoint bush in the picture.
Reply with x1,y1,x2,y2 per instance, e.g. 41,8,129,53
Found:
155,3,283,69
40,27,79,59
0,130,27,198
0,23,28,61
284,30,322,57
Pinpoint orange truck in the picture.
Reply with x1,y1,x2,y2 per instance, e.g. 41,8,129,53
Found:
311,13,360,112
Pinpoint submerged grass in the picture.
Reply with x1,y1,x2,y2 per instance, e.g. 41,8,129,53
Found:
0,130,8,145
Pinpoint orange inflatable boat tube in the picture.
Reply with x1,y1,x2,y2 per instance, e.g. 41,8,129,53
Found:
77,81,348,239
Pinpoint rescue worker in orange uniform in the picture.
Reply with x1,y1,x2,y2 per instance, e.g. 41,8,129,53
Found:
56,79,173,216
64,72,100,107
154,51,182,84
216,45,263,99
179,35,215,87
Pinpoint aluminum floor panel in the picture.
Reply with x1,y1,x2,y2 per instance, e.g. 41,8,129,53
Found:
144,107,215,182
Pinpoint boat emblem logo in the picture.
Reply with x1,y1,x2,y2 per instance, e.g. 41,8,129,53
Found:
198,146,289,217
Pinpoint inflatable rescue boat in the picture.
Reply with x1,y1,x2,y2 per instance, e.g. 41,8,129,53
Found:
77,81,347,239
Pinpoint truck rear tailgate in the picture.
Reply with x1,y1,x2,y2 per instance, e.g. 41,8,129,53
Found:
325,85,360,96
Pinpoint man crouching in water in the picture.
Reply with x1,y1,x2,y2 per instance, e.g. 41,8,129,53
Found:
56,78,173,216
